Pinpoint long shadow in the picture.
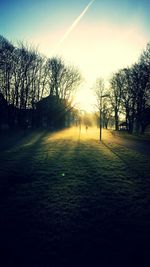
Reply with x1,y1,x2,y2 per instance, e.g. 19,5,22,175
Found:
110,130,150,156
0,129,46,152
102,140,150,181
0,130,51,198
0,131,150,267
70,140,150,267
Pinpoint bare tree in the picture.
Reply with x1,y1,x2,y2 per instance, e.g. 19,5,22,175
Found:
109,45,150,134
45,57,82,101
0,35,14,102
110,71,123,130
93,78,110,139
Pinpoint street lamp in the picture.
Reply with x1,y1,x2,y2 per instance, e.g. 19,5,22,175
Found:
99,94,109,142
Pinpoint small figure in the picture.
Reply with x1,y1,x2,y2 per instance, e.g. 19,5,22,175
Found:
85,125,88,132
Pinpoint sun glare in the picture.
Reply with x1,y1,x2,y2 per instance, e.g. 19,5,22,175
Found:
73,85,96,112
41,22,147,88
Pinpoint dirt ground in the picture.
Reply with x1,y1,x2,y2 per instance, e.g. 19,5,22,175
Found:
0,127,150,267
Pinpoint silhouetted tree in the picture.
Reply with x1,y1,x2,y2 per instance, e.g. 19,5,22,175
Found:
93,78,111,129
45,57,82,101
110,72,123,130
136,43,150,133
0,35,14,102
109,43,150,134
44,57,82,125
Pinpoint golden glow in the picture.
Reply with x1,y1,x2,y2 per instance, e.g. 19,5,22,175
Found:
43,127,113,144
29,20,148,113
43,126,100,142
33,22,148,86
56,22,147,81
73,84,96,112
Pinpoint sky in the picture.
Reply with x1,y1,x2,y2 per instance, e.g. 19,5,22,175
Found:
0,0,150,111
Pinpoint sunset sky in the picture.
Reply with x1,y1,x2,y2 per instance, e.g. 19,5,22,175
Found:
0,0,150,110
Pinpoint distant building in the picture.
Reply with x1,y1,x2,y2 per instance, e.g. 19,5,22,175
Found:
36,95,74,129
0,93,85,131
118,122,128,131
0,93,34,130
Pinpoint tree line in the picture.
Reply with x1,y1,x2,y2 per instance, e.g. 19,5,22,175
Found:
95,43,150,134
0,35,82,129
0,35,150,133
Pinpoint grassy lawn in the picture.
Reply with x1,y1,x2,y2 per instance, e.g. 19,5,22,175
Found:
0,127,150,267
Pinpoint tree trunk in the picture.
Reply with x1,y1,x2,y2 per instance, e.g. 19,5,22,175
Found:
115,108,119,131
141,123,146,135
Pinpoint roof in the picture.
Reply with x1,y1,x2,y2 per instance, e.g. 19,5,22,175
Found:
119,122,127,127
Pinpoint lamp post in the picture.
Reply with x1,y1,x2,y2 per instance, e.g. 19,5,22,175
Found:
99,94,109,142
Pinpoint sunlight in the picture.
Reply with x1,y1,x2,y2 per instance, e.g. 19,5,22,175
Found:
43,126,109,144
38,22,147,86
73,84,96,112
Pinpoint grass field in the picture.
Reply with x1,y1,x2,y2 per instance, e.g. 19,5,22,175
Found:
0,127,150,267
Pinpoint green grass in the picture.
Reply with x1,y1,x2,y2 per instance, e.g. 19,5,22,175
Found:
0,127,150,266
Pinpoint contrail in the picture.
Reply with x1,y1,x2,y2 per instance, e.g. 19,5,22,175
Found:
52,0,95,54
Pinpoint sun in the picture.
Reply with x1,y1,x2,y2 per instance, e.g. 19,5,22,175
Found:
73,86,96,112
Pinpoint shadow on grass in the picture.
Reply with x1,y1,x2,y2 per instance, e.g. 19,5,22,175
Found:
0,128,150,267
0,129,48,151
0,130,53,197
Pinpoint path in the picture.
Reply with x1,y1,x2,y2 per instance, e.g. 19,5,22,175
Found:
0,127,150,267
102,129,150,156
